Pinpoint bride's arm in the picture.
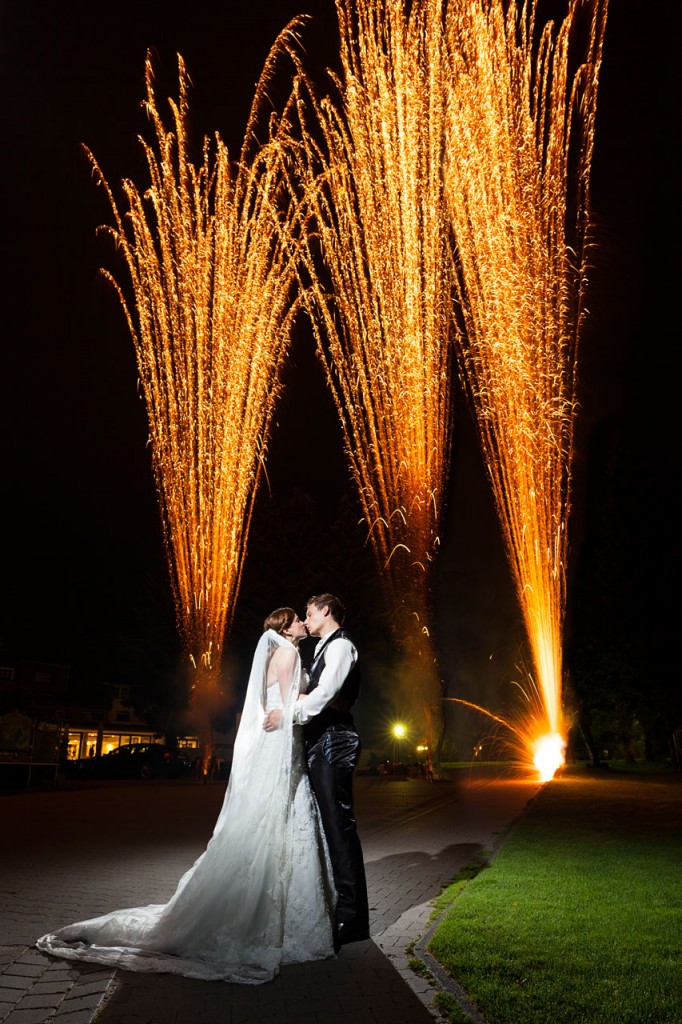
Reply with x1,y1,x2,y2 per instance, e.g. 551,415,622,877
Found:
272,647,298,704
263,649,299,730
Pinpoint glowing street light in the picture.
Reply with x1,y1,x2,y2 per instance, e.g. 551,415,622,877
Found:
393,723,406,777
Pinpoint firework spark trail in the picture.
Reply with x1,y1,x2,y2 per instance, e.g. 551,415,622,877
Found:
443,0,608,771
294,0,456,746
84,42,304,753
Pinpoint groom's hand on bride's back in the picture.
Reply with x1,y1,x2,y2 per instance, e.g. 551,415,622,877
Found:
263,709,283,731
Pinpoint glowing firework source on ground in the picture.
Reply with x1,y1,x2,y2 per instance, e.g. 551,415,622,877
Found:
85,40,304,765
533,733,567,783
443,0,608,779
294,0,455,753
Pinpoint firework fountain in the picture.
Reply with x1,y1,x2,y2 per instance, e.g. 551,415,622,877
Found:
85,42,304,767
443,0,608,779
294,0,456,755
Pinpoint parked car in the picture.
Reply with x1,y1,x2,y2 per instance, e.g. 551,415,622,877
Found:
67,742,191,780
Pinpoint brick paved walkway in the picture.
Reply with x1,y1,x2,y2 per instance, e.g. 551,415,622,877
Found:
1,771,540,1023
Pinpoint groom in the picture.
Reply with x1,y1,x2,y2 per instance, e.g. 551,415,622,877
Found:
264,592,369,946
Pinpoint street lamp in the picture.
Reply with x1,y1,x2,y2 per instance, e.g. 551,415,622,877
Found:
393,723,405,776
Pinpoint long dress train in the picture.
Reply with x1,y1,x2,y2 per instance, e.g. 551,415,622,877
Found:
36,631,336,983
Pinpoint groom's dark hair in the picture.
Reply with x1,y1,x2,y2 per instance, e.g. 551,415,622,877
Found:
307,593,346,625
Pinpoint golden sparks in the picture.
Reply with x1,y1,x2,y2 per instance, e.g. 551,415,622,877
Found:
84,40,304,755
79,0,608,777
443,0,608,777
294,0,456,750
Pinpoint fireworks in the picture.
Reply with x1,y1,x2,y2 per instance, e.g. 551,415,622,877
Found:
85,40,304,757
443,0,608,775
80,0,609,779
294,0,456,749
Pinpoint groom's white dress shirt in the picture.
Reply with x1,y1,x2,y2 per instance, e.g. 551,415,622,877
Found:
292,634,357,725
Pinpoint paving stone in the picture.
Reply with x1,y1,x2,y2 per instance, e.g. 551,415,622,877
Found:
3,1008,60,1024
60,993,107,1014
0,987,23,1005
14,991,66,1010
54,1011,101,1024
0,978,30,991
13,953,49,967
0,966,43,980
68,981,110,1000
27,981,71,996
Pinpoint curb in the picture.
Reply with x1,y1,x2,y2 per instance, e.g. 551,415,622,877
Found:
414,920,489,1024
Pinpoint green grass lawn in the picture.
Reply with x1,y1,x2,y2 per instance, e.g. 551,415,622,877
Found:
426,765,682,1024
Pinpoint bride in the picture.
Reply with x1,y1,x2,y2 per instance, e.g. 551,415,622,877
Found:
36,608,336,983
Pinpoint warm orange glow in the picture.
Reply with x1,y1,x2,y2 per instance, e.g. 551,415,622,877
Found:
84,40,303,756
294,0,455,750
443,0,608,776
532,732,566,782
445,690,567,781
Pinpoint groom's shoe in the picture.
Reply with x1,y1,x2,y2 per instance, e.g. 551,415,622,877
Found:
335,921,370,948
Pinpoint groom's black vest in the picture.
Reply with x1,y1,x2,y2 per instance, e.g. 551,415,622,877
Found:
303,628,360,748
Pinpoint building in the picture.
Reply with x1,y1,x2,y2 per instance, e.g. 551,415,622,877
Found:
0,646,202,782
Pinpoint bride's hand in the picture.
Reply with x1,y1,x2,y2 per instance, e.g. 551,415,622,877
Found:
263,709,283,731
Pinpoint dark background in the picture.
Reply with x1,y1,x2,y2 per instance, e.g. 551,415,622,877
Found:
0,0,679,756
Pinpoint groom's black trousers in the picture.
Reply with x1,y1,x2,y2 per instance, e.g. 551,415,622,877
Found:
306,725,369,931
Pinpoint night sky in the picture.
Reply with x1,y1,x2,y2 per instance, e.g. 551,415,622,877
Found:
1,1,679,750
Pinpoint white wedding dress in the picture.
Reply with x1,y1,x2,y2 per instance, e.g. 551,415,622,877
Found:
36,630,336,983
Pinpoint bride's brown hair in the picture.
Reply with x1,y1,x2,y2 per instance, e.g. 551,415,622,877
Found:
263,607,296,635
